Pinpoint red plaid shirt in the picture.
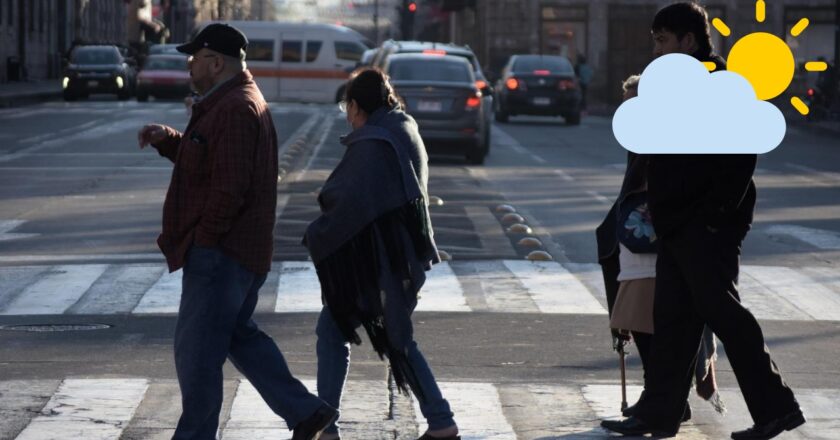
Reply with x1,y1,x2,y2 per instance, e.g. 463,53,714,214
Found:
152,70,277,274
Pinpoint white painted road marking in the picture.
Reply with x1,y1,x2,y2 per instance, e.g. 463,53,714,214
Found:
416,261,470,312
132,269,182,314
417,382,516,440
14,379,148,440
766,224,840,250
275,261,323,313
0,265,108,315
504,260,607,315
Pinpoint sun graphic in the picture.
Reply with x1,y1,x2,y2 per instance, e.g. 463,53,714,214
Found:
707,0,827,116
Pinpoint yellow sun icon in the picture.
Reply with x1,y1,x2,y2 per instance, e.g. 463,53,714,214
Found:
708,0,828,115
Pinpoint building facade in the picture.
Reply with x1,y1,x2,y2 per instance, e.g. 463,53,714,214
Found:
451,0,837,106
1,0,127,83
0,0,275,83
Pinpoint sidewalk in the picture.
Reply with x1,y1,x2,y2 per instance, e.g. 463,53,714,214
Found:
0,79,62,108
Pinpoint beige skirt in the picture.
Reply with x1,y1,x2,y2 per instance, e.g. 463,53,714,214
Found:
609,277,655,334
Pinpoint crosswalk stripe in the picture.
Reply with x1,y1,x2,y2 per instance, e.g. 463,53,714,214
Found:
14,378,148,440
132,269,182,314
0,264,108,315
503,260,607,315
68,264,165,314
223,379,296,439
274,261,323,313
741,265,840,321
2,260,840,320
416,262,471,312
3,377,840,439
418,382,516,440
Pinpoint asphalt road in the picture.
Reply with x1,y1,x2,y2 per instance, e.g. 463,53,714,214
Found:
0,98,838,439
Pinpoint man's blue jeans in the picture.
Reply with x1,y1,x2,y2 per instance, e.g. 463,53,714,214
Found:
315,306,455,436
172,246,325,439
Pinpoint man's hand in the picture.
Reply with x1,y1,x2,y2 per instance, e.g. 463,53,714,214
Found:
138,124,170,149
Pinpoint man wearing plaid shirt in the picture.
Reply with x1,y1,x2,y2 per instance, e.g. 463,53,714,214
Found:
138,23,336,440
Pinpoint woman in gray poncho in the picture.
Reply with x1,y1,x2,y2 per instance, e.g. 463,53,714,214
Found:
304,68,460,440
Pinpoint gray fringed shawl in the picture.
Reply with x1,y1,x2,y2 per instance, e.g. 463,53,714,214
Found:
303,107,440,399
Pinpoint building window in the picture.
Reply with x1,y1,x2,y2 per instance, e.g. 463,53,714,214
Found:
306,41,323,62
540,5,588,64
246,40,275,62
282,41,303,63
39,0,45,34
7,0,13,27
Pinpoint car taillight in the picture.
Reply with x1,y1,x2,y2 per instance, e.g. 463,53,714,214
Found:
506,77,523,91
534,69,550,76
475,79,487,90
466,93,481,109
807,88,815,97
422,49,447,56
558,79,576,90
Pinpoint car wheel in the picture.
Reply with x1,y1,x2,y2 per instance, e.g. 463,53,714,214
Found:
466,141,486,165
137,92,149,102
565,112,581,125
63,91,76,102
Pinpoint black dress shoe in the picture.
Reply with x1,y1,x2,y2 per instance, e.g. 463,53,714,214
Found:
731,409,806,440
292,405,338,440
600,416,678,437
623,401,691,422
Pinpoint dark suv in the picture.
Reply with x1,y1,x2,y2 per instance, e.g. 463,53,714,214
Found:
494,55,582,125
62,45,137,101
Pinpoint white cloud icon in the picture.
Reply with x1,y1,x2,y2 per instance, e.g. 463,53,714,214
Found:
612,53,786,154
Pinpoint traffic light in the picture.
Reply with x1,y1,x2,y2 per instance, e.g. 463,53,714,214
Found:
401,0,416,39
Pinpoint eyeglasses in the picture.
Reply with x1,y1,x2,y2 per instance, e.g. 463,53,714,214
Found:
338,100,348,113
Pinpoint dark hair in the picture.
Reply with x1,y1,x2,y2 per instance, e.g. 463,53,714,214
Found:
652,2,714,57
344,67,402,114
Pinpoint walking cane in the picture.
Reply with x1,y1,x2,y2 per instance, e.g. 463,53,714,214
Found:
618,338,628,411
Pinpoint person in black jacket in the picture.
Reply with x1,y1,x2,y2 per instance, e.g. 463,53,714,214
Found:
601,4,804,440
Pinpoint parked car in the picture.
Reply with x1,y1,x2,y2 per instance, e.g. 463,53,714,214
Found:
494,54,582,125
384,53,488,164
62,45,137,101
136,54,190,102
373,40,493,145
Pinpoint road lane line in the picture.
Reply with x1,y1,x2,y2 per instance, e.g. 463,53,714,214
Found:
0,264,108,315
294,114,335,183
585,190,612,205
503,260,607,315
14,379,148,440
69,264,165,315
132,269,182,314
274,261,323,313
416,382,516,439
416,261,471,312
222,379,299,439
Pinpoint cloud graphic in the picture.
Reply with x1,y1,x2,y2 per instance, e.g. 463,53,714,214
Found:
612,53,786,154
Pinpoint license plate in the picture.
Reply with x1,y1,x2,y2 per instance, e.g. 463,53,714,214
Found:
418,100,443,112
533,97,551,106
87,80,99,87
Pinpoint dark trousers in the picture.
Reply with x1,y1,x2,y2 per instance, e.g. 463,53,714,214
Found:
636,223,798,429
172,246,325,440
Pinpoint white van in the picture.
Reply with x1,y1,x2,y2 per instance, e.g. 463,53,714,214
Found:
200,21,371,103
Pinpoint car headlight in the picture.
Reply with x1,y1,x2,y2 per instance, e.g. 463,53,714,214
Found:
62,77,70,89
116,76,124,89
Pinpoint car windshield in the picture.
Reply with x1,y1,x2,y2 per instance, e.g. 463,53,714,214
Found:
388,58,472,82
72,48,120,65
144,57,187,71
512,56,573,74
